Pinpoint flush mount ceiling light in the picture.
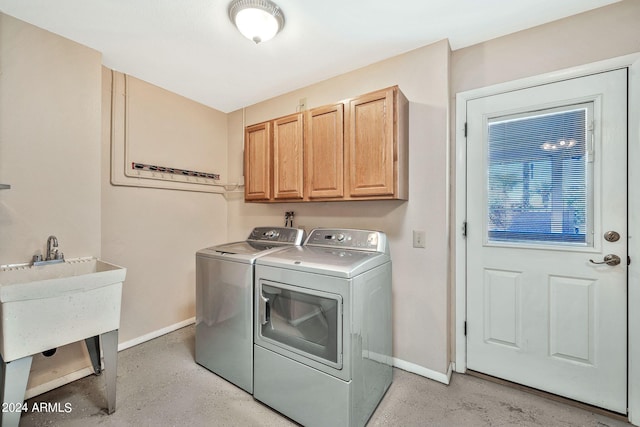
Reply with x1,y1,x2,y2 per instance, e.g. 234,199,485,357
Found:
229,0,285,44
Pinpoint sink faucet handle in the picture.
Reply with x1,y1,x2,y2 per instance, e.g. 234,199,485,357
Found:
46,235,59,261
33,253,43,263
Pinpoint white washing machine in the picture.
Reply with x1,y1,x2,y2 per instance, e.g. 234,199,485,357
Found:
195,227,305,394
253,228,393,427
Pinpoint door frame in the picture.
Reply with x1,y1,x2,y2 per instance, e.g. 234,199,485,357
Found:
454,52,640,423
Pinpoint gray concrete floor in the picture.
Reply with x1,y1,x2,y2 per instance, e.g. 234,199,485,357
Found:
19,326,629,426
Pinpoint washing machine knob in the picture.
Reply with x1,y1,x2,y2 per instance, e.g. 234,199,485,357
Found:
264,230,279,239
336,233,345,242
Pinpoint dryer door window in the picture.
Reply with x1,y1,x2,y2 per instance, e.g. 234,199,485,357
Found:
258,280,343,369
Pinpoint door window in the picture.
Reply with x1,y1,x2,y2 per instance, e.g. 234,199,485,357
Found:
487,104,593,246
259,281,342,369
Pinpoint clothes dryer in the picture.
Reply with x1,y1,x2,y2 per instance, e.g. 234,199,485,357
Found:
253,228,393,427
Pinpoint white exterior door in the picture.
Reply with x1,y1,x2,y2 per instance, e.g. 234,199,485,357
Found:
466,69,627,413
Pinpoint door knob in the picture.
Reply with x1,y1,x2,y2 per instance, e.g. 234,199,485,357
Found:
589,254,621,266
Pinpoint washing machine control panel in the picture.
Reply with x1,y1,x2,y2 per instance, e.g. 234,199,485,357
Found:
248,227,305,244
305,229,385,252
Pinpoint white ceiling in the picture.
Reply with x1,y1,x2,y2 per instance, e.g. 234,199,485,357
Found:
0,0,621,112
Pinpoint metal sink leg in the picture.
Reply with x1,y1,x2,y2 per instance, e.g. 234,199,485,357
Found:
102,330,118,414
0,354,33,427
85,330,118,414
85,335,102,375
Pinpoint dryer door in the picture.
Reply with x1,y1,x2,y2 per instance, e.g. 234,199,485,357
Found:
257,280,343,370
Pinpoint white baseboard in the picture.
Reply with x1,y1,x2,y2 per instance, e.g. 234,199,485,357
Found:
118,317,195,351
25,318,196,400
27,319,455,401
25,366,95,400
393,357,453,385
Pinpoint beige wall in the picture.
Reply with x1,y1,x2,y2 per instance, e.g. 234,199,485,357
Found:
0,13,103,389
227,40,453,375
101,71,229,343
451,0,640,95
0,13,229,394
0,13,102,263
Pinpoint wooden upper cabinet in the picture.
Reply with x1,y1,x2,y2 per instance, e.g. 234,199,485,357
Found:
273,113,304,200
346,87,400,198
244,122,272,201
305,104,344,199
243,86,408,203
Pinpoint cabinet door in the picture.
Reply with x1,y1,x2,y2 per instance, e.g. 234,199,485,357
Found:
273,113,304,200
347,87,395,197
305,104,344,199
244,122,272,201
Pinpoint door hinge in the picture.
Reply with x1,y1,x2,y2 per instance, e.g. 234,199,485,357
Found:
464,122,468,138
462,221,467,238
629,256,631,266
464,321,467,336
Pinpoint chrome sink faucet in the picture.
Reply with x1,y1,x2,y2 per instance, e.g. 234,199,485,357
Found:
46,235,59,261
31,235,65,266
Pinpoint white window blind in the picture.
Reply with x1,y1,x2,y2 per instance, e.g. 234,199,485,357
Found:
487,105,592,246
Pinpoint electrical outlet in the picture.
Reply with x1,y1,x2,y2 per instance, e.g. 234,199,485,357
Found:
413,230,426,248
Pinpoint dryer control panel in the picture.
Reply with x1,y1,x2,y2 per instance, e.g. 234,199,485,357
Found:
305,228,387,253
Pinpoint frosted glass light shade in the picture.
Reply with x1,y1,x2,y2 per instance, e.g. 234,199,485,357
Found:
229,0,285,44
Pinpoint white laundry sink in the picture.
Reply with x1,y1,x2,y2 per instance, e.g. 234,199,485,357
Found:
0,257,126,362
